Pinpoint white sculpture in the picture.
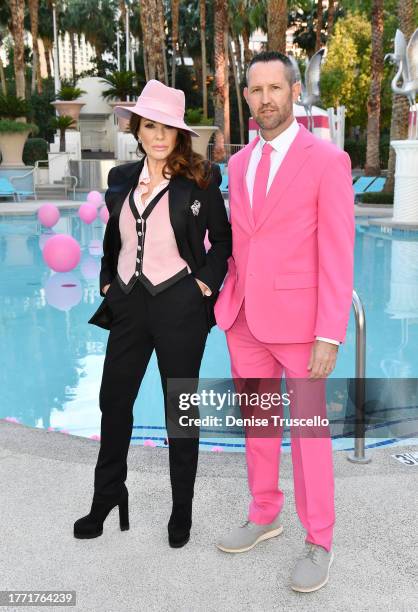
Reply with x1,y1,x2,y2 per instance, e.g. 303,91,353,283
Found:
385,28,418,139
289,48,326,132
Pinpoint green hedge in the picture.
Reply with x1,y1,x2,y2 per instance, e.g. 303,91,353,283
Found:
22,138,49,166
360,191,394,204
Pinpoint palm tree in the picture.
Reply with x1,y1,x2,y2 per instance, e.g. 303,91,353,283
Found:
364,0,384,176
38,0,54,79
140,0,166,82
213,0,229,161
50,114,75,152
0,23,8,95
327,0,335,38
100,71,139,101
229,0,248,143
139,0,150,80
199,0,207,118
81,0,118,75
8,0,26,99
315,0,323,52
385,0,415,193
28,0,42,94
228,36,245,144
157,0,168,84
267,0,287,53
171,0,180,87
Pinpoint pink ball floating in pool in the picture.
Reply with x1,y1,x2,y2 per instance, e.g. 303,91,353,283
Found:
90,434,101,441
144,439,157,447
211,446,223,452
99,205,109,224
78,202,97,224
87,190,103,207
43,234,81,272
38,203,60,228
4,416,20,423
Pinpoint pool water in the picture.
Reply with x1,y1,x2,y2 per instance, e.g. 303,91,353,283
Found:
0,212,417,451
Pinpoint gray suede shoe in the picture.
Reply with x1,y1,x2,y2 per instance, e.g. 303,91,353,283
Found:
216,516,283,553
290,543,334,592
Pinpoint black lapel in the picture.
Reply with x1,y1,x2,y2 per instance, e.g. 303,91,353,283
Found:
168,173,194,255
109,158,145,216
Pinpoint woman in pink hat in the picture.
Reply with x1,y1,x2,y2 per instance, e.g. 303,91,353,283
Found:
74,80,232,548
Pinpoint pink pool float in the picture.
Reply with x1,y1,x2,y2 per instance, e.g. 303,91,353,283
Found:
144,439,157,447
43,234,81,272
78,202,97,224
86,190,103,207
38,203,60,228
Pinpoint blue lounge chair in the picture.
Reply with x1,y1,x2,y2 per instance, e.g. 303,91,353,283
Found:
0,176,36,201
365,177,386,193
353,176,377,195
216,163,228,193
0,177,16,200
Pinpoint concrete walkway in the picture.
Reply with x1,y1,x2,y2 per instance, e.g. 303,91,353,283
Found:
1,420,416,612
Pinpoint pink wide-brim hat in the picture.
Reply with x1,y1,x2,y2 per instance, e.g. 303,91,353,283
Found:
113,79,200,137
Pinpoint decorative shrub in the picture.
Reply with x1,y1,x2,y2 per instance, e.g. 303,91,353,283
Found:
185,108,213,126
0,94,31,119
360,191,394,204
56,86,86,101
22,138,49,166
0,119,39,134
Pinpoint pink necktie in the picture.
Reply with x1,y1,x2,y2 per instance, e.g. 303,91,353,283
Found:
252,142,274,223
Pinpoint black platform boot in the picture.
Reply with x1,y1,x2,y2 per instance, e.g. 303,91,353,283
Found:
168,500,192,548
73,485,129,539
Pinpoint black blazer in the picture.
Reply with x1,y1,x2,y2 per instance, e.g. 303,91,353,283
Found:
88,157,232,331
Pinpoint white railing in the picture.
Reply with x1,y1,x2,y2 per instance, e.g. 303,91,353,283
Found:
35,153,78,200
9,168,37,200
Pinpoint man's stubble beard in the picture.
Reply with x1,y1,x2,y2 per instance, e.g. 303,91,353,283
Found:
253,95,293,131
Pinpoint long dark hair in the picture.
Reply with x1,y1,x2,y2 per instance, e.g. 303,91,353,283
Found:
129,114,212,189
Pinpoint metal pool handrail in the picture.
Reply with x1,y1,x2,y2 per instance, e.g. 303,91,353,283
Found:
347,290,371,463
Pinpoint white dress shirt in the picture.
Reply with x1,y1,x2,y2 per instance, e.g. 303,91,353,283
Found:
245,119,339,347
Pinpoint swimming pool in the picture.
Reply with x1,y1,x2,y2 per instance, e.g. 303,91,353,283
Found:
1,211,417,451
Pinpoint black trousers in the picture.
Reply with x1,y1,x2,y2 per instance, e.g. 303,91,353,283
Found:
93,273,208,510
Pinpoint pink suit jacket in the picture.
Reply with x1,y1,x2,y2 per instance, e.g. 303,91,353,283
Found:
214,123,355,344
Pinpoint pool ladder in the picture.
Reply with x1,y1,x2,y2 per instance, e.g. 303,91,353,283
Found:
347,290,371,464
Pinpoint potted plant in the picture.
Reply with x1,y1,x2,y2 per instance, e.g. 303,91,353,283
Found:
0,94,31,123
100,71,140,132
185,108,218,158
0,119,39,167
49,115,76,152
51,82,87,125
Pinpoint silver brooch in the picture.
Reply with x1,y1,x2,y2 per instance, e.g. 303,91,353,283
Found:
191,200,201,216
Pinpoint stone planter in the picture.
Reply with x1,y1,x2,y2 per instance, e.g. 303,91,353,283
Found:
0,130,32,167
190,126,218,158
51,100,86,126
109,101,137,132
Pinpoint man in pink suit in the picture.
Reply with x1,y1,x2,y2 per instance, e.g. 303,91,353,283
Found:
214,51,355,593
